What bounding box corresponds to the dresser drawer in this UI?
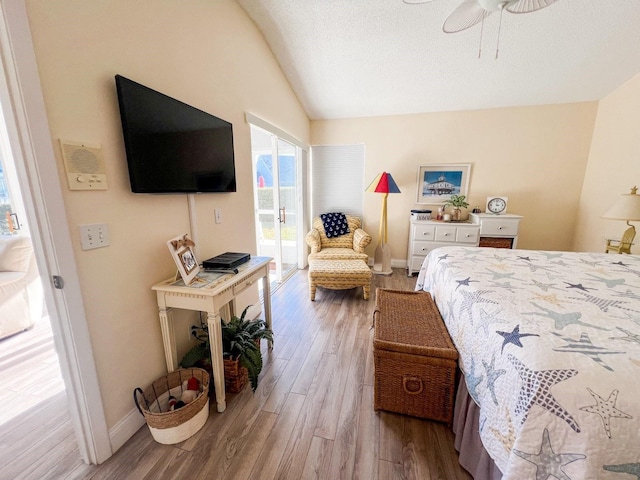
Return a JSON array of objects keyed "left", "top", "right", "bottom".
[
  {"left": 456, "top": 228, "right": 479, "bottom": 244},
  {"left": 434, "top": 226, "right": 457, "bottom": 242},
  {"left": 410, "top": 255, "right": 427, "bottom": 273},
  {"left": 412, "top": 240, "right": 438, "bottom": 256},
  {"left": 479, "top": 218, "right": 519, "bottom": 236},
  {"left": 410, "top": 242, "right": 453, "bottom": 271},
  {"left": 233, "top": 271, "right": 260, "bottom": 295},
  {"left": 413, "top": 224, "right": 435, "bottom": 241}
]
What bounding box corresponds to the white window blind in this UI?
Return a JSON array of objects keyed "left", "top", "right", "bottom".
[{"left": 310, "top": 144, "right": 365, "bottom": 219}]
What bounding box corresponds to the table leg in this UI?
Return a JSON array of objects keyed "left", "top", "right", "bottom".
[
  {"left": 262, "top": 270, "right": 273, "bottom": 348},
  {"left": 158, "top": 306, "right": 177, "bottom": 372},
  {"left": 207, "top": 310, "right": 226, "bottom": 412}
]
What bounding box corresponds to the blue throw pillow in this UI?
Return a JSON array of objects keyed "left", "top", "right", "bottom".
[{"left": 320, "top": 213, "right": 350, "bottom": 238}]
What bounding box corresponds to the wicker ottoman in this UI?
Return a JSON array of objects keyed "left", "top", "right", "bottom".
[
  {"left": 308, "top": 258, "right": 372, "bottom": 301},
  {"left": 373, "top": 288, "right": 458, "bottom": 424}
]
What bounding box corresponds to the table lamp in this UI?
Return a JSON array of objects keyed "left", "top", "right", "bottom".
[
  {"left": 366, "top": 172, "right": 401, "bottom": 275},
  {"left": 602, "top": 186, "right": 640, "bottom": 253}
]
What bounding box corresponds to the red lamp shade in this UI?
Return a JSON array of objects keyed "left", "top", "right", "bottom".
[{"left": 366, "top": 172, "right": 401, "bottom": 194}]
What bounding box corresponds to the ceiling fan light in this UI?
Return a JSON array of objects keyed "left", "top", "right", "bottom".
[{"left": 478, "top": 0, "right": 509, "bottom": 12}]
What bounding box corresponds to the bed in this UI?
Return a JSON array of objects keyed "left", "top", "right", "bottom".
[{"left": 416, "top": 246, "right": 640, "bottom": 480}]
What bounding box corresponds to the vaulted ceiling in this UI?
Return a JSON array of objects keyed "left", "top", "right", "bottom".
[{"left": 237, "top": 0, "right": 640, "bottom": 119}]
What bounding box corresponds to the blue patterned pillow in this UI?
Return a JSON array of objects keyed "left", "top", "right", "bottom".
[{"left": 320, "top": 212, "right": 350, "bottom": 238}]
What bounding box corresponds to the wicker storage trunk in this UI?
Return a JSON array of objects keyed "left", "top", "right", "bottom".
[{"left": 373, "top": 288, "right": 458, "bottom": 424}]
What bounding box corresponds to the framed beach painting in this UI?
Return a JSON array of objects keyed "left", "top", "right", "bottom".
[{"left": 415, "top": 164, "right": 471, "bottom": 204}]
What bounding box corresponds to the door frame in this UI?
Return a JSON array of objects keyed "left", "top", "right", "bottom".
[
  {"left": 0, "top": 0, "right": 111, "bottom": 464},
  {"left": 246, "top": 113, "right": 308, "bottom": 277}
]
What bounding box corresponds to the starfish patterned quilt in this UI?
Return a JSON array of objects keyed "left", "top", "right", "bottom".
[{"left": 416, "top": 247, "right": 640, "bottom": 480}]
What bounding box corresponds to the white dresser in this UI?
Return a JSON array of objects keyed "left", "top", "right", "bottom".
[
  {"left": 407, "top": 219, "right": 480, "bottom": 276},
  {"left": 469, "top": 213, "right": 523, "bottom": 249}
]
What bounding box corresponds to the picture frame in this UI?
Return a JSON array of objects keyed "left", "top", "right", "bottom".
[
  {"left": 415, "top": 163, "right": 471, "bottom": 205},
  {"left": 167, "top": 233, "right": 201, "bottom": 285}
]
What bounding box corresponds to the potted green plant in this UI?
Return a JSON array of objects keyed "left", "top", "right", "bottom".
[
  {"left": 180, "top": 305, "right": 273, "bottom": 393},
  {"left": 444, "top": 194, "right": 470, "bottom": 222}
]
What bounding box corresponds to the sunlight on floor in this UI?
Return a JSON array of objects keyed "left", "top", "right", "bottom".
[{"left": 0, "top": 315, "right": 66, "bottom": 427}]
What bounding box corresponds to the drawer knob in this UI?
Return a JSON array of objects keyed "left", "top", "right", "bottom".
[
  {"left": 421, "top": 248, "right": 426, "bottom": 251},
  {"left": 466, "top": 234, "right": 471, "bottom": 237},
  {"left": 498, "top": 226, "right": 503, "bottom": 230},
  {"left": 444, "top": 233, "right": 449, "bottom": 236}
]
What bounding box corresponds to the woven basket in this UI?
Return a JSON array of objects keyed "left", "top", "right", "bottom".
[
  {"left": 224, "top": 357, "right": 248, "bottom": 393},
  {"left": 134, "top": 368, "right": 209, "bottom": 444},
  {"left": 478, "top": 237, "right": 513, "bottom": 249},
  {"left": 373, "top": 288, "right": 458, "bottom": 424}
]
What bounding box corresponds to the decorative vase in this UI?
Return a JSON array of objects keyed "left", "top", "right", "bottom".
[
  {"left": 223, "top": 357, "right": 248, "bottom": 393},
  {"left": 452, "top": 207, "right": 461, "bottom": 222}
]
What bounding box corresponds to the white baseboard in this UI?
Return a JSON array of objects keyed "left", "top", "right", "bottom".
[
  {"left": 367, "top": 257, "right": 407, "bottom": 269},
  {"left": 390, "top": 258, "right": 407, "bottom": 269},
  {"left": 109, "top": 407, "right": 146, "bottom": 453}
]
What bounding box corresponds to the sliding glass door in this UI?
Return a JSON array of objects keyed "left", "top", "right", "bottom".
[
  {"left": 0, "top": 149, "right": 27, "bottom": 235},
  {"left": 250, "top": 125, "right": 299, "bottom": 286}
]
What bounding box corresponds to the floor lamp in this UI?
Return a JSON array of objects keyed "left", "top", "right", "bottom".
[{"left": 366, "top": 172, "right": 401, "bottom": 275}]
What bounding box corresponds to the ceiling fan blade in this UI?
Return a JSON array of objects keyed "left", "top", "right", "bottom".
[
  {"left": 505, "top": 0, "right": 560, "bottom": 14},
  {"left": 443, "top": 0, "right": 491, "bottom": 33}
]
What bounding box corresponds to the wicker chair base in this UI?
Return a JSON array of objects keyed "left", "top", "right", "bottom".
[{"left": 308, "top": 259, "right": 372, "bottom": 301}]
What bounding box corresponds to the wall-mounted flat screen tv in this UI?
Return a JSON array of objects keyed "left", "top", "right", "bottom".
[{"left": 115, "top": 75, "right": 236, "bottom": 193}]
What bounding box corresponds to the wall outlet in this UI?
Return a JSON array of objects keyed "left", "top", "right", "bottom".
[
  {"left": 79, "top": 223, "right": 110, "bottom": 250},
  {"left": 215, "top": 208, "right": 222, "bottom": 224}
]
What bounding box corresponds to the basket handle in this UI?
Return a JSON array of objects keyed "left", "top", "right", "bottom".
[
  {"left": 371, "top": 307, "right": 380, "bottom": 330},
  {"left": 133, "top": 387, "right": 146, "bottom": 415},
  {"left": 402, "top": 375, "right": 423, "bottom": 395}
]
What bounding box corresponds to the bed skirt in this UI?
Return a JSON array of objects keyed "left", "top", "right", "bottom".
[{"left": 453, "top": 377, "right": 503, "bottom": 480}]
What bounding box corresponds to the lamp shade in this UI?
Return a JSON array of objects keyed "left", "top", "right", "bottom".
[
  {"left": 366, "top": 172, "right": 401, "bottom": 194},
  {"left": 602, "top": 187, "right": 640, "bottom": 221}
]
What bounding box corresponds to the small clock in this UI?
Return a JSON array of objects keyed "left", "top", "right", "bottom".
[{"left": 486, "top": 196, "right": 508, "bottom": 215}]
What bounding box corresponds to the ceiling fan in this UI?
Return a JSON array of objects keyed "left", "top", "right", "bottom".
[
  {"left": 403, "top": 0, "right": 560, "bottom": 57},
  {"left": 403, "top": 0, "right": 560, "bottom": 33}
]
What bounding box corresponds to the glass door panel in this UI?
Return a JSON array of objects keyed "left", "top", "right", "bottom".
[
  {"left": 0, "top": 151, "right": 24, "bottom": 235},
  {"left": 276, "top": 139, "right": 297, "bottom": 281},
  {"left": 250, "top": 126, "right": 299, "bottom": 288}
]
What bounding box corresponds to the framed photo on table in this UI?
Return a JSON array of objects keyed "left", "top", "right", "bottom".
[
  {"left": 167, "top": 234, "right": 200, "bottom": 285},
  {"left": 415, "top": 163, "right": 471, "bottom": 204}
]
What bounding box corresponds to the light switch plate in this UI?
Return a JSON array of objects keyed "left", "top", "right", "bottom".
[{"left": 80, "top": 223, "right": 110, "bottom": 250}]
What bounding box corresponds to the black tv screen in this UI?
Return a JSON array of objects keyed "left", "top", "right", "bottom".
[{"left": 115, "top": 75, "right": 236, "bottom": 193}]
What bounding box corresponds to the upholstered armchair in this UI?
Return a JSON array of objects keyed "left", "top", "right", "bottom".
[
  {"left": 306, "top": 215, "right": 372, "bottom": 261},
  {"left": 0, "top": 235, "right": 42, "bottom": 339}
]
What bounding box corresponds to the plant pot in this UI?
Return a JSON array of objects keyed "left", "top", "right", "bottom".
[
  {"left": 452, "top": 207, "right": 462, "bottom": 222},
  {"left": 224, "top": 356, "right": 248, "bottom": 393}
]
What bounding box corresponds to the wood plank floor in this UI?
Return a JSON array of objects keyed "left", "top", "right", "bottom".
[{"left": 1, "top": 268, "right": 472, "bottom": 480}]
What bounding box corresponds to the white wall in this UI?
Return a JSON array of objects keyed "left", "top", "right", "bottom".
[
  {"left": 573, "top": 73, "right": 640, "bottom": 253},
  {"left": 25, "top": 0, "right": 309, "bottom": 433},
  {"left": 312, "top": 102, "right": 598, "bottom": 260}
]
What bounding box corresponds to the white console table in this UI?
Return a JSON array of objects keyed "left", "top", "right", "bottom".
[{"left": 152, "top": 256, "right": 272, "bottom": 413}]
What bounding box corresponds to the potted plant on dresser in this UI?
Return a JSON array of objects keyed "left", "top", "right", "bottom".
[
  {"left": 444, "top": 194, "right": 470, "bottom": 222},
  {"left": 180, "top": 306, "right": 273, "bottom": 393}
]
